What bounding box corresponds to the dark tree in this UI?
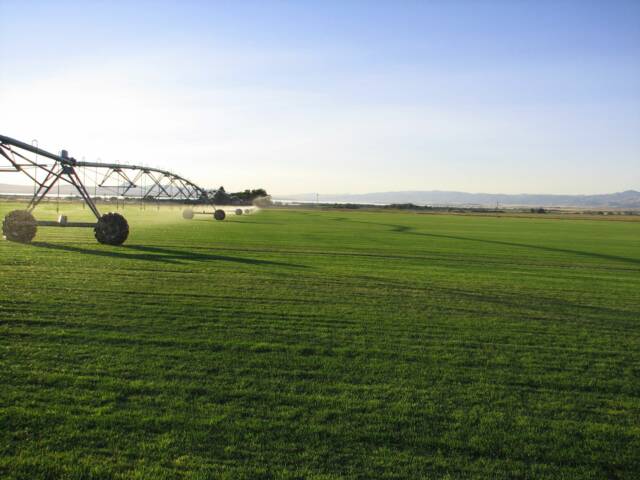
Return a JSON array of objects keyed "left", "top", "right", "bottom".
[{"left": 213, "top": 186, "right": 232, "bottom": 204}]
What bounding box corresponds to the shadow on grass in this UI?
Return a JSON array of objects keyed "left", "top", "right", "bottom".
[
  {"left": 339, "top": 218, "right": 640, "bottom": 267},
  {"left": 410, "top": 230, "right": 640, "bottom": 266},
  {"left": 233, "top": 219, "right": 283, "bottom": 225},
  {"left": 31, "top": 242, "right": 307, "bottom": 268},
  {"left": 192, "top": 218, "right": 282, "bottom": 225}
]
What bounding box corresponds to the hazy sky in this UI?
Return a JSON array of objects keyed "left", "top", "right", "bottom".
[{"left": 1, "top": 0, "right": 639, "bottom": 195}]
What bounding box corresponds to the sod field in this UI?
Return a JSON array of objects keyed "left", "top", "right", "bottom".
[{"left": 1, "top": 201, "right": 639, "bottom": 479}]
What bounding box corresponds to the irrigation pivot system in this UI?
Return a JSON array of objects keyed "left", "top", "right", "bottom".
[{"left": 0, "top": 134, "right": 218, "bottom": 245}]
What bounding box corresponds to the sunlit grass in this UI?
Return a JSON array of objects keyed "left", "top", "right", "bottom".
[{"left": 1, "top": 201, "right": 639, "bottom": 479}]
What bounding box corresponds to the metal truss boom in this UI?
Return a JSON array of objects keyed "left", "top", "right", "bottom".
[{"left": 0, "top": 134, "right": 211, "bottom": 220}]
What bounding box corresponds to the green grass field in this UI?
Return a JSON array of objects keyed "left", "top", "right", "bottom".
[{"left": 1, "top": 201, "right": 639, "bottom": 479}]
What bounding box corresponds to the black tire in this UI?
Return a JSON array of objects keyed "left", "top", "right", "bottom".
[
  {"left": 182, "top": 209, "right": 194, "bottom": 220},
  {"left": 235, "top": 209, "right": 243, "bottom": 216},
  {"left": 2, "top": 210, "right": 37, "bottom": 243},
  {"left": 214, "top": 209, "right": 226, "bottom": 221},
  {"left": 244, "top": 209, "right": 250, "bottom": 214},
  {"left": 95, "top": 212, "right": 129, "bottom": 245}
]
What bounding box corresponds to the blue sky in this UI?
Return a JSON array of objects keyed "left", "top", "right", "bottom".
[{"left": 1, "top": 0, "right": 639, "bottom": 194}]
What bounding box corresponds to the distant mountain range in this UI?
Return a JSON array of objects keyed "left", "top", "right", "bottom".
[
  {"left": 276, "top": 190, "right": 640, "bottom": 208},
  {"left": 3, "top": 183, "right": 639, "bottom": 208}
]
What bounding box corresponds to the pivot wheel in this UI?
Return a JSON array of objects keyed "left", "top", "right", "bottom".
[
  {"left": 94, "top": 212, "right": 129, "bottom": 245},
  {"left": 2, "top": 210, "right": 37, "bottom": 243},
  {"left": 182, "top": 208, "right": 194, "bottom": 220},
  {"left": 214, "top": 209, "right": 226, "bottom": 221},
  {"left": 235, "top": 209, "right": 243, "bottom": 216}
]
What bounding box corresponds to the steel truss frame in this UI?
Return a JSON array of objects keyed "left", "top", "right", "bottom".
[{"left": 0, "top": 134, "right": 210, "bottom": 221}]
